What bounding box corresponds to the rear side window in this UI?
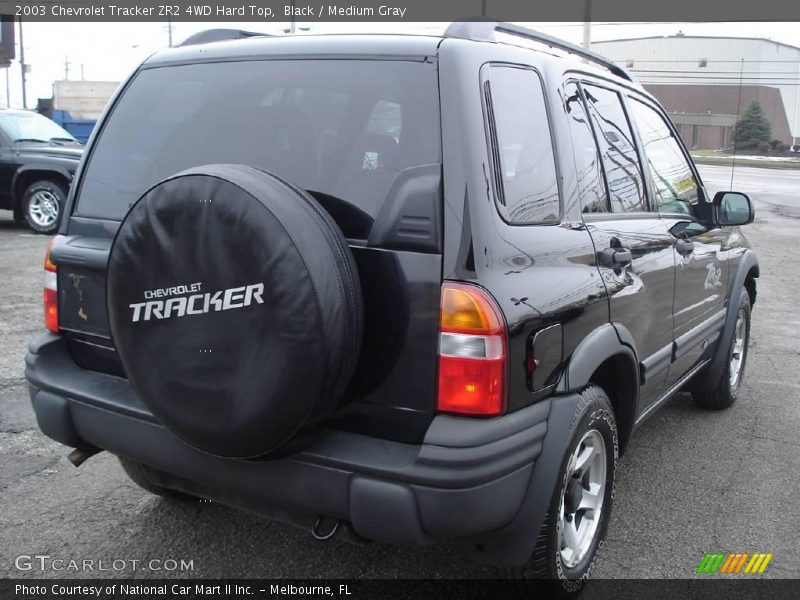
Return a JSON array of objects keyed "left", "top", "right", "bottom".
[
  {"left": 628, "top": 98, "right": 699, "bottom": 214},
  {"left": 563, "top": 82, "right": 609, "bottom": 213},
  {"left": 485, "top": 65, "right": 560, "bottom": 224},
  {"left": 75, "top": 60, "right": 441, "bottom": 226},
  {"left": 582, "top": 84, "right": 646, "bottom": 213}
]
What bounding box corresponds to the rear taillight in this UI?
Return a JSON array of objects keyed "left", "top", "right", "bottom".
[
  {"left": 44, "top": 237, "right": 60, "bottom": 333},
  {"left": 437, "top": 282, "right": 508, "bottom": 416}
]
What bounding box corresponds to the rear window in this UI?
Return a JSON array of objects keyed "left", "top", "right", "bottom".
[{"left": 75, "top": 60, "right": 441, "bottom": 226}]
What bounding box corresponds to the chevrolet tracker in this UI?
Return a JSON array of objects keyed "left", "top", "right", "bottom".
[
  {"left": 26, "top": 22, "right": 758, "bottom": 595},
  {"left": 129, "top": 283, "right": 265, "bottom": 322},
  {"left": 108, "top": 6, "right": 156, "bottom": 17}
]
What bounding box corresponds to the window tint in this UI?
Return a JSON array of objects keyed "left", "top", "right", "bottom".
[
  {"left": 487, "top": 66, "right": 559, "bottom": 224},
  {"left": 583, "top": 84, "right": 645, "bottom": 213},
  {"left": 75, "top": 60, "right": 440, "bottom": 226},
  {"left": 563, "top": 82, "right": 608, "bottom": 213},
  {"left": 628, "top": 98, "right": 699, "bottom": 215}
]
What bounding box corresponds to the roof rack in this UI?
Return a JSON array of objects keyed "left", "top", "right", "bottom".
[
  {"left": 443, "top": 21, "right": 633, "bottom": 82},
  {"left": 178, "top": 29, "right": 268, "bottom": 47}
]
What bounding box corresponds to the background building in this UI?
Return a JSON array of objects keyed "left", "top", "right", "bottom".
[
  {"left": 593, "top": 35, "right": 800, "bottom": 150},
  {"left": 46, "top": 80, "right": 119, "bottom": 120},
  {"left": 35, "top": 80, "right": 120, "bottom": 142}
]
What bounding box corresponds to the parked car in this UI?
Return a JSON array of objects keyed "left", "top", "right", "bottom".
[
  {"left": 25, "top": 23, "right": 758, "bottom": 594},
  {"left": 0, "top": 109, "right": 82, "bottom": 233}
]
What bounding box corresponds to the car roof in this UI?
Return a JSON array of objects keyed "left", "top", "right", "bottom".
[
  {"left": 144, "top": 33, "right": 444, "bottom": 66},
  {"left": 142, "top": 29, "right": 644, "bottom": 95}
]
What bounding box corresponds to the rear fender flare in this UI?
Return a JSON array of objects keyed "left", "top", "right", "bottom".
[{"left": 557, "top": 323, "right": 639, "bottom": 393}]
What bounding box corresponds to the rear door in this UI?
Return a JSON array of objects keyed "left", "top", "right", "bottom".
[
  {"left": 568, "top": 80, "right": 677, "bottom": 409},
  {"left": 625, "top": 95, "right": 728, "bottom": 384}
]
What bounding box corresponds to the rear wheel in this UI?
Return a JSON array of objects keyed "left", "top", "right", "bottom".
[
  {"left": 692, "top": 290, "right": 751, "bottom": 410},
  {"left": 118, "top": 457, "right": 195, "bottom": 501},
  {"left": 506, "top": 386, "right": 618, "bottom": 597},
  {"left": 23, "top": 179, "right": 66, "bottom": 234}
]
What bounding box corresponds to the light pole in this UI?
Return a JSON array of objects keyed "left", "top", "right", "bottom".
[
  {"left": 582, "top": 0, "right": 591, "bottom": 50},
  {"left": 18, "top": 18, "right": 26, "bottom": 109},
  {"left": 793, "top": 59, "right": 799, "bottom": 150}
]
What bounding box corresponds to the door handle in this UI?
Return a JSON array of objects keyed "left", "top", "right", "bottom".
[
  {"left": 675, "top": 238, "right": 694, "bottom": 256},
  {"left": 598, "top": 246, "right": 632, "bottom": 268}
]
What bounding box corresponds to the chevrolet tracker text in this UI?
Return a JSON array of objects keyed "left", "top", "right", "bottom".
[{"left": 129, "top": 283, "right": 264, "bottom": 322}]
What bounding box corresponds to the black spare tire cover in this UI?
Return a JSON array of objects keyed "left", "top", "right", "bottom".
[{"left": 107, "top": 164, "right": 363, "bottom": 458}]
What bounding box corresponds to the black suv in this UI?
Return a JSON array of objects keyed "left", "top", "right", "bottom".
[
  {"left": 0, "top": 109, "right": 82, "bottom": 233},
  {"left": 26, "top": 23, "right": 758, "bottom": 592}
]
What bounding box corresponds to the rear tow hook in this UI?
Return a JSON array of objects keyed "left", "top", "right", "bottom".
[
  {"left": 67, "top": 446, "right": 103, "bottom": 467},
  {"left": 312, "top": 516, "right": 341, "bottom": 541}
]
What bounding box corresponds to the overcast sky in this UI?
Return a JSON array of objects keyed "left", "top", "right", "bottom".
[{"left": 6, "top": 21, "right": 800, "bottom": 108}]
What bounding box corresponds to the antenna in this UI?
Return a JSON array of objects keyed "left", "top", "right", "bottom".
[{"left": 730, "top": 58, "right": 744, "bottom": 190}]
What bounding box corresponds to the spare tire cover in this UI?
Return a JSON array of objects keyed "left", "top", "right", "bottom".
[{"left": 107, "top": 164, "right": 363, "bottom": 458}]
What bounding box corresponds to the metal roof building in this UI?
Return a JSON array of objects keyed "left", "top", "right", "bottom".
[{"left": 593, "top": 35, "right": 800, "bottom": 149}]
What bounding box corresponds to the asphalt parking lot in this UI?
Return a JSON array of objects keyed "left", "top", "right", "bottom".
[{"left": 0, "top": 164, "right": 798, "bottom": 580}]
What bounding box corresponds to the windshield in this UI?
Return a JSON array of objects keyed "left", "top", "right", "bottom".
[
  {"left": 75, "top": 59, "right": 441, "bottom": 227},
  {"left": 0, "top": 112, "right": 77, "bottom": 143}
]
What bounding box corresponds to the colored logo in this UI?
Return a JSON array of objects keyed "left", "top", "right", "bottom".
[{"left": 696, "top": 552, "right": 773, "bottom": 574}]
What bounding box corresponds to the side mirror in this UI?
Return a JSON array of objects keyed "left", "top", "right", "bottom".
[{"left": 714, "top": 191, "right": 754, "bottom": 226}]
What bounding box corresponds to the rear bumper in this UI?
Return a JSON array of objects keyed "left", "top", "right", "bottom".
[{"left": 26, "top": 333, "right": 556, "bottom": 548}]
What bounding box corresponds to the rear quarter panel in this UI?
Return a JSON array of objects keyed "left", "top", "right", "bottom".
[{"left": 439, "top": 40, "right": 611, "bottom": 411}]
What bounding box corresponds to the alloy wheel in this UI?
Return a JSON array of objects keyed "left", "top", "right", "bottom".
[
  {"left": 729, "top": 307, "right": 748, "bottom": 390},
  {"left": 28, "top": 190, "right": 60, "bottom": 228},
  {"left": 558, "top": 429, "right": 607, "bottom": 569}
]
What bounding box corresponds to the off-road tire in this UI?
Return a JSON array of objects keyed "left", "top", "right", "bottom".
[
  {"left": 505, "top": 385, "right": 618, "bottom": 597},
  {"left": 692, "top": 290, "right": 751, "bottom": 410},
  {"left": 22, "top": 179, "right": 67, "bottom": 235},
  {"left": 106, "top": 164, "right": 364, "bottom": 458}
]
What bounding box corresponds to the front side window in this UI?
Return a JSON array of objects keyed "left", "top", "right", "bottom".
[
  {"left": 583, "top": 84, "right": 645, "bottom": 213},
  {"left": 628, "top": 98, "right": 699, "bottom": 215},
  {"left": 486, "top": 65, "right": 560, "bottom": 224}
]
